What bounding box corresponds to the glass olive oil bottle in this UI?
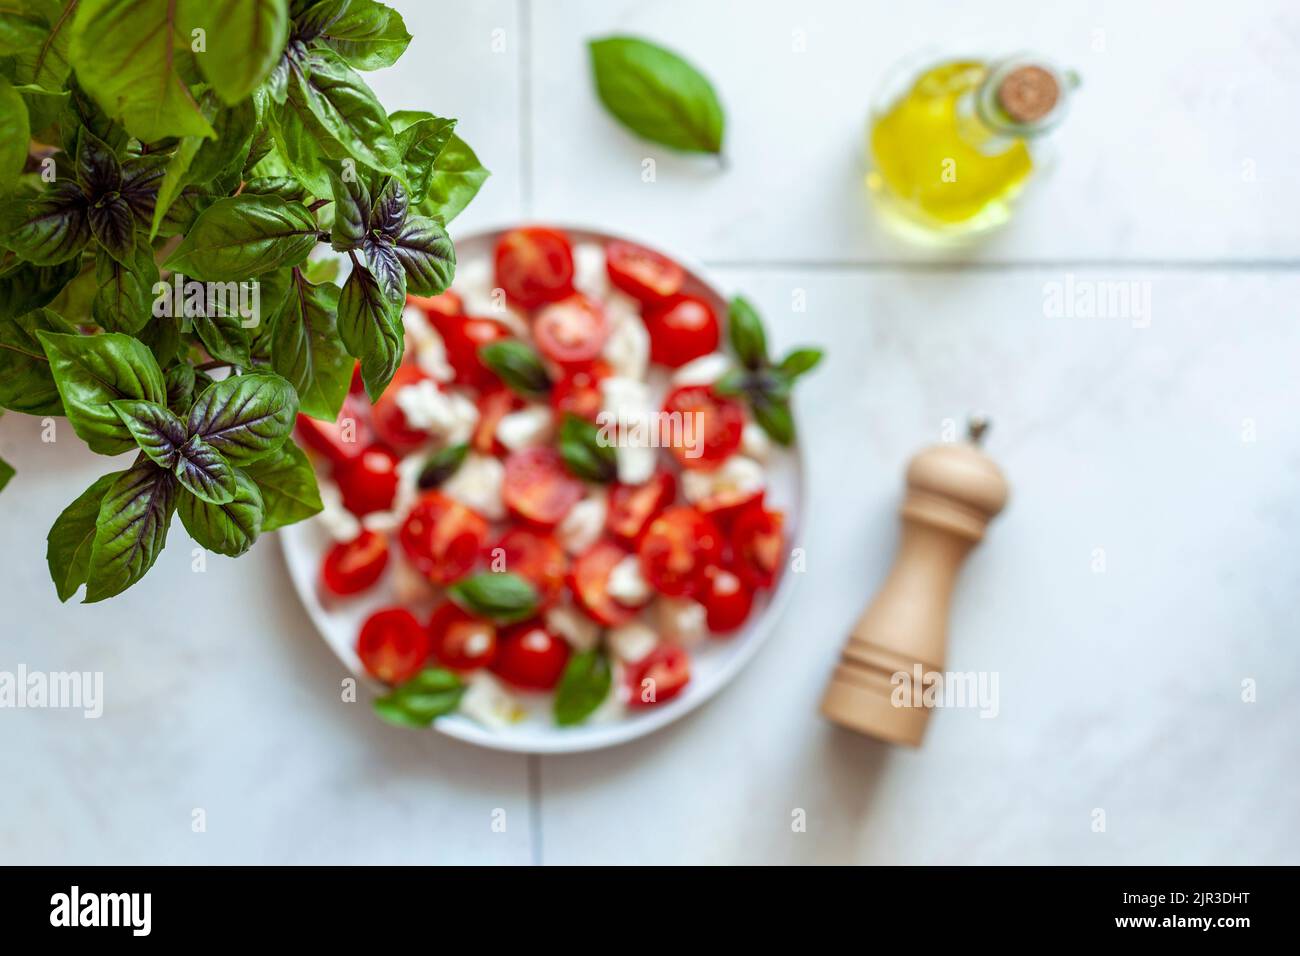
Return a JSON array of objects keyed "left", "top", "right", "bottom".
[{"left": 866, "top": 54, "right": 1078, "bottom": 243}]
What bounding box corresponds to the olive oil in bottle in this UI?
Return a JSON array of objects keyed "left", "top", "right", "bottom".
[{"left": 866, "top": 55, "right": 1077, "bottom": 243}]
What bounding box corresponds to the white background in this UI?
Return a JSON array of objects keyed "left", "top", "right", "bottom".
[{"left": 2, "top": 0, "right": 1298, "bottom": 864}]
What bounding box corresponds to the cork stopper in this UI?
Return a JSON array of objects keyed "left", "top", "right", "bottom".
[{"left": 997, "top": 65, "right": 1060, "bottom": 123}]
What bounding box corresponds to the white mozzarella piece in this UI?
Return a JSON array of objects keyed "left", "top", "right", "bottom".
[
  {"left": 401, "top": 307, "right": 455, "bottom": 383},
  {"left": 545, "top": 604, "right": 601, "bottom": 652},
  {"left": 557, "top": 490, "right": 607, "bottom": 556},
  {"left": 441, "top": 452, "right": 506, "bottom": 521},
  {"left": 394, "top": 380, "right": 478, "bottom": 444},
  {"left": 608, "top": 555, "right": 652, "bottom": 607},
  {"left": 657, "top": 597, "right": 709, "bottom": 647},
  {"left": 599, "top": 376, "right": 658, "bottom": 484},
  {"left": 450, "top": 257, "right": 493, "bottom": 302},
  {"left": 671, "top": 352, "right": 732, "bottom": 387},
  {"left": 316, "top": 479, "right": 361, "bottom": 542},
  {"left": 573, "top": 242, "right": 610, "bottom": 299},
  {"left": 606, "top": 620, "right": 658, "bottom": 664},
  {"left": 459, "top": 672, "right": 523, "bottom": 729},
  {"left": 681, "top": 455, "right": 766, "bottom": 505},
  {"left": 741, "top": 421, "right": 771, "bottom": 461},
  {"left": 361, "top": 455, "right": 422, "bottom": 533},
  {"left": 496, "top": 405, "right": 554, "bottom": 452},
  {"left": 616, "top": 444, "right": 657, "bottom": 485},
  {"left": 601, "top": 293, "right": 649, "bottom": 380}
]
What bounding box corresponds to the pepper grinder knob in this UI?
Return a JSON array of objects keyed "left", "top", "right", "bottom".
[{"left": 819, "top": 416, "right": 1009, "bottom": 746}]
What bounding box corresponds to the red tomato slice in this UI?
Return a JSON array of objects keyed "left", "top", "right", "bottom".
[
  {"left": 370, "top": 364, "right": 432, "bottom": 454},
  {"left": 731, "top": 505, "right": 785, "bottom": 589},
  {"left": 473, "top": 388, "right": 524, "bottom": 457},
  {"left": 550, "top": 360, "right": 610, "bottom": 424},
  {"left": 626, "top": 645, "right": 690, "bottom": 708},
  {"left": 533, "top": 293, "right": 609, "bottom": 369},
  {"left": 349, "top": 361, "right": 365, "bottom": 394},
  {"left": 502, "top": 447, "right": 584, "bottom": 528},
  {"left": 335, "top": 444, "right": 400, "bottom": 517},
  {"left": 441, "top": 316, "right": 511, "bottom": 390},
  {"left": 321, "top": 529, "right": 390, "bottom": 596},
  {"left": 644, "top": 295, "right": 720, "bottom": 368},
  {"left": 494, "top": 227, "right": 575, "bottom": 309},
  {"left": 699, "top": 565, "right": 755, "bottom": 633},
  {"left": 295, "top": 393, "right": 372, "bottom": 466},
  {"left": 569, "top": 540, "right": 638, "bottom": 626},
  {"left": 357, "top": 608, "right": 430, "bottom": 685},
  {"left": 407, "top": 290, "right": 462, "bottom": 321},
  {"left": 606, "top": 470, "right": 677, "bottom": 545},
  {"left": 398, "top": 491, "right": 490, "bottom": 585},
  {"left": 491, "top": 621, "right": 571, "bottom": 690},
  {"left": 637, "top": 506, "right": 724, "bottom": 598},
  {"left": 489, "top": 527, "right": 568, "bottom": 608},
  {"left": 428, "top": 602, "right": 497, "bottom": 671},
  {"left": 660, "top": 384, "right": 744, "bottom": 471},
  {"left": 605, "top": 240, "right": 685, "bottom": 304}
]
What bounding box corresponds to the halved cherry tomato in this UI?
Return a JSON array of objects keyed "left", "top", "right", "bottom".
[
  {"left": 489, "top": 527, "right": 568, "bottom": 608},
  {"left": 357, "top": 607, "right": 430, "bottom": 685},
  {"left": 660, "top": 384, "right": 744, "bottom": 470},
  {"left": 533, "top": 293, "right": 609, "bottom": 369},
  {"left": 408, "top": 290, "right": 462, "bottom": 321},
  {"left": 570, "top": 540, "right": 638, "bottom": 626},
  {"left": 473, "top": 388, "right": 523, "bottom": 457},
  {"left": 491, "top": 621, "right": 571, "bottom": 690},
  {"left": 502, "top": 447, "right": 584, "bottom": 527},
  {"left": 637, "top": 506, "right": 723, "bottom": 597},
  {"left": 644, "top": 295, "right": 719, "bottom": 368},
  {"left": 605, "top": 240, "right": 685, "bottom": 304},
  {"left": 443, "top": 316, "right": 511, "bottom": 390},
  {"left": 607, "top": 470, "right": 677, "bottom": 545},
  {"left": 349, "top": 362, "right": 365, "bottom": 394},
  {"left": 296, "top": 393, "right": 372, "bottom": 466},
  {"left": 399, "top": 491, "right": 490, "bottom": 585},
  {"left": 699, "top": 565, "right": 754, "bottom": 632},
  {"left": 371, "top": 364, "right": 432, "bottom": 454},
  {"left": 322, "top": 530, "right": 390, "bottom": 596},
  {"left": 335, "top": 444, "right": 400, "bottom": 516},
  {"left": 731, "top": 505, "right": 785, "bottom": 589},
  {"left": 695, "top": 479, "right": 764, "bottom": 527},
  {"left": 494, "top": 227, "right": 574, "bottom": 309},
  {"left": 626, "top": 645, "right": 690, "bottom": 707},
  {"left": 550, "top": 360, "right": 610, "bottom": 423},
  {"left": 428, "top": 602, "right": 497, "bottom": 671}
]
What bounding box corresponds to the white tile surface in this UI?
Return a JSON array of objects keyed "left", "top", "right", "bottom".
[{"left": 3, "top": 0, "right": 1299, "bottom": 865}]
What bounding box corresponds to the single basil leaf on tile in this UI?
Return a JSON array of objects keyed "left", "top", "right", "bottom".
[
  {"left": 554, "top": 650, "right": 613, "bottom": 726},
  {"left": 177, "top": 466, "right": 264, "bottom": 556},
  {"left": 244, "top": 440, "right": 322, "bottom": 531},
  {"left": 270, "top": 270, "right": 350, "bottom": 421},
  {"left": 83, "top": 457, "right": 178, "bottom": 603},
  {"left": 588, "top": 36, "right": 725, "bottom": 154},
  {"left": 36, "top": 329, "right": 167, "bottom": 454},
  {"left": 187, "top": 371, "right": 299, "bottom": 465},
  {"left": 109, "top": 398, "right": 188, "bottom": 469},
  {"left": 46, "top": 469, "right": 123, "bottom": 603},
  {"left": 0, "top": 307, "right": 75, "bottom": 416},
  {"left": 164, "top": 194, "right": 319, "bottom": 281},
  {"left": 337, "top": 261, "right": 402, "bottom": 401}
]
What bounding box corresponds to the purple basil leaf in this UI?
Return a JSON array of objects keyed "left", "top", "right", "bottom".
[
  {"left": 76, "top": 128, "right": 122, "bottom": 196},
  {"left": 84, "top": 457, "right": 178, "bottom": 603},
  {"left": 109, "top": 399, "right": 187, "bottom": 469},
  {"left": 173, "top": 434, "right": 237, "bottom": 505},
  {"left": 186, "top": 372, "right": 299, "bottom": 465}
]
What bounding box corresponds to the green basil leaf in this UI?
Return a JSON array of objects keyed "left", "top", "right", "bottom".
[
  {"left": 8, "top": 181, "right": 90, "bottom": 264},
  {"left": 243, "top": 439, "right": 321, "bottom": 531},
  {"left": 84, "top": 456, "right": 178, "bottom": 603},
  {"left": 554, "top": 649, "right": 613, "bottom": 726},
  {"left": 242, "top": 176, "right": 308, "bottom": 203},
  {"left": 0, "top": 258, "right": 81, "bottom": 321},
  {"left": 559, "top": 412, "right": 618, "bottom": 483},
  {"left": 777, "top": 347, "right": 823, "bottom": 380},
  {"left": 0, "top": 452, "right": 13, "bottom": 492},
  {"left": 303, "top": 255, "right": 340, "bottom": 284},
  {"left": 362, "top": 235, "right": 404, "bottom": 303},
  {"left": 149, "top": 93, "right": 226, "bottom": 238},
  {"left": 712, "top": 367, "right": 747, "bottom": 399},
  {"left": 177, "top": 465, "right": 264, "bottom": 556},
  {"left": 447, "top": 571, "right": 539, "bottom": 625},
  {"left": 6, "top": 1, "right": 75, "bottom": 90},
  {"left": 391, "top": 111, "right": 455, "bottom": 205},
  {"left": 164, "top": 362, "right": 196, "bottom": 412},
  {"left": 109, "top": 398, "right": 188, "bottom": 468},
  {"left": 76, "top": 127, "right": 122, "bottom": 196},
  {"left": 152, "top": 186, "right": 214, "bottom": 238},
  {"left": 91, "top": 245, "right": 157, "bottom": 333},
  {"left": 69, "top": 0, "right": 215, "bottom": 142},
  {"left": 187, "top": 370, "right": 299, "bottom": 464},
  {"left": 165, "top": 194, "right": 319, "bottom": 281},
  {"left": 46, "top": 470, "right": 122, "bottom": 603},
  {"left": 190, "top": 98, "right": 258, "bottom": 184},
  {"left": 416, "top": 133, "right": 486, "bottom": 225},
  {"left": 369, "top": 174, "right": 406, "bottom": 234},
  {"left": 37, "top": 329, "right": 167, "bottom": 454},
  {"left": 192, "top": 307, "right": 253, "bottom": 367},
  {"left": 588, "top": 35, "right": 725, "bottom": 154},
  {"left": 392, "top": 214, "right": 454, "bottom": 295},
  {"left": 284, "top": 46, "right": 401, "bottom": 178},
  {"left": 327, "top": 162, "right": 370, "bottom": 250},
  {"left": 0, "top": 307, "right": 74, "bottom": 415},
  {"left": 135, "top": 309, "right": 183, "bottom": 368},
  {"left": 727, "top": 296, "right": 768, "bottom": 369},
  {"left": 181, "top": 0, "right": 290, "bottom": 104},
  {"left": 337, "top": 260, "right": 401, "bottom": 401},
  {"left": 172, "top": 432, "right": 237, "bottom": 504},
  {"left": 373, "top": 667, "right": 464, "bottom": 728},
  {"left": 265, "top": 88, "right": 331, "bottom": 198},
  {"left": 0, "top": 79, "right": 29, "bottom": 190},
  {"left": 119, "top": 152, "right": 168, "bottom": 229},
  {"left": 301, "top": 0, "right": 410, "bottom": 72},
  {"left": 270, "top": 269, "right": 350, "bottom": 420},
  {"left": 416, "top": 441, "right": 467, "bottom": 490},
  {"left": 87, "top": 196, "right": 135, "bottom": 265},
  {"left": 15, "top": 83, "right": 70, "bottom": 138},
  {"left": 479, "top": 339, "right": 550, "bottom": 400},
  {"left": 750, "top": 392, "right": 795, "bottom": 446}
]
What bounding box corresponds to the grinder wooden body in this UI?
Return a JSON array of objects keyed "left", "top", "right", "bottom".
[{"left": 820, "top": 426, "right": 1008, "bottom": 745}]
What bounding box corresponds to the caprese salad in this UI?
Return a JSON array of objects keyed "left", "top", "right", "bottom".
[{"left": 296, "top": 227, "right": 821, "bottom": 730}]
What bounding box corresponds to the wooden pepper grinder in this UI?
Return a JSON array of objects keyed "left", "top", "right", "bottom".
[{"left": 820, "top": 416, "right": 1009, "bottom": 746}]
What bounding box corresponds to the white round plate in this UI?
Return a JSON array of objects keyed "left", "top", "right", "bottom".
[{"left": 280, "top": 224, "right": 805, "bottom": 754}]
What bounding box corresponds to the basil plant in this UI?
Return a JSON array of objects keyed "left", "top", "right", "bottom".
[{"left": 0, "top": 0, "right": 487, "bottom": 602}]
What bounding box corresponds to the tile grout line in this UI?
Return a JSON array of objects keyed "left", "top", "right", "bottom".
[
  {"left": 527, "top": 755, "right": 543, "bottom": 866},
  {"left": 700, "top": 258, "right": 1300, "bottom": 273}
]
